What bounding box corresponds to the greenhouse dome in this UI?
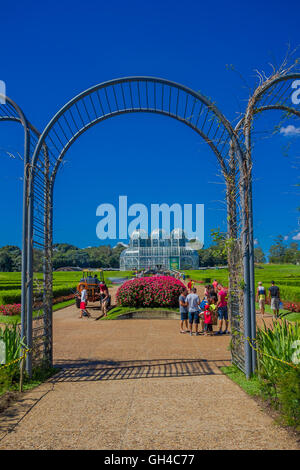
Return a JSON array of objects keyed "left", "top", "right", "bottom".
[{"left": 119, "top": 228, "right": 199, "bottom": 271}]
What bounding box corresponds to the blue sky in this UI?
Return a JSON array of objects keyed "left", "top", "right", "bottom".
[{"left": 0, "top": 0, "right": 299, "bottom": 256}]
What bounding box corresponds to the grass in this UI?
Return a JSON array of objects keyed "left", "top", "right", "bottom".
[
  {"left": 221, "top": 365, "right": 261, "bottom": 396},
  {"left": 283, "top": 312, "right": 300, "bottom": 322},
  {"left": 0, "top": 365, "right": 58, "bottom": 398}
]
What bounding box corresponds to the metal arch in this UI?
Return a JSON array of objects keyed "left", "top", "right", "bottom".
[
  {"left": 31, "top": 76, "right": 236, "bottom": 159},
  {"left": 49, "top": 108, "right": 229, "bottom": 188},
  {"left": 31, "top": 76, "right": 243, "bottom": 173},
  {"left": 25, "top": 76, "right": 247, "bottom": 374},
  {"left": 0, "top": 103, "right": 51, "bottom": 375},
  {"left": 0, "top": 94, "right": 32, "bottom": 366},
  {"left": 248, "top": 73, "right": 300, "bottom": 108},
  {"left": 0, "top": 115, "right": 41, "bottom": 137},
  {"left": 240, "top": 72, "right": 300, "bottom": 375}
]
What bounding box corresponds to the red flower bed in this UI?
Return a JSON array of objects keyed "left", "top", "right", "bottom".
[
  {"left": 116, "top": 276, "right": 185, "bottom": 308},
  {"left": 0, "top": 304, "right": 21, "bottom": 316},
  {"left": 284, "top": 302, "right": 300, "bottom": 313}
]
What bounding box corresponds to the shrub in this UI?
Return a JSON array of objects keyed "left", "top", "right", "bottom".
[
  {"left": 0, "top": 322, "right": 25, "bottom": 380},
  {"left": 276, "top": 369, "right": 300, "bottom": 428},
  {"left": 116, "top": 276, "right": 185, "bottom": 308},
  {"left": 256, "top": 319, "right": 300, "bottom": 428}
]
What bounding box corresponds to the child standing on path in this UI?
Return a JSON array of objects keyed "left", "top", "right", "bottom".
[
  {"left": 203, "top": 304, "right": 213, "bottom": 335},
  {"left": 79, "top": 287, "right": 90, "bottom": 318}
]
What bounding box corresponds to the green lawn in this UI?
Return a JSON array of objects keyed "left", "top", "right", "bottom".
[{"left": 0, "top": 270, "right": 134, "bottom": 306}]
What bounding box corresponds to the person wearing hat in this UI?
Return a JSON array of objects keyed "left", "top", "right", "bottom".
[{"left": 256, "top": 281, "right": 266, "bottom": 316}]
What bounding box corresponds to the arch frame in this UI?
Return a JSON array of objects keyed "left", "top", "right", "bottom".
[{"left": 2, "top": 77, "right": 253, "bottom": 376}]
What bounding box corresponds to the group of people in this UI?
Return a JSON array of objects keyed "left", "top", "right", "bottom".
[
  {"left": 179, "top": 279, "right": 229, "bottom": 336},
  {"left": 256, "top": 280, "right": 282, "bottom": 317}
]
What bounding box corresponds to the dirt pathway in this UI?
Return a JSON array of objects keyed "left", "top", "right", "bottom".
[{"left": 0, "top": 298, "right": 298, "bottom": 449}]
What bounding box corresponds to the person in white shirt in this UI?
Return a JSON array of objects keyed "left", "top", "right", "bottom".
[
  {"left": 79, "top": 287, "right": 90, "bottom": 318},
  {"left": 186, "top": 287, "right": 201, "bottom": 336}
]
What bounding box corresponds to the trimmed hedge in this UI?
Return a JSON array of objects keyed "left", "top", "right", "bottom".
[{"left": 0, "top": 284, "right": 77, "bottom": 305}]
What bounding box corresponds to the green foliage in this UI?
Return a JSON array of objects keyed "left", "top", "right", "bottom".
[
  {"left": 0, "top": 323, "right": 26, "bottom": 392},
  {"left": 256, "top": 320, "right": 300, "bottom": 383},
  {"left": 254, "top": 246, "right": 266, "bottom": 263},
  {"left": 0, "top": 243, "right": 128, "bottom": 272},
  {"left": 0, "top": 322, "right": 25, "bottom": 367},
  {"left": 276, "top": 369, "right": 300, "bottom": 428},
  {"left": 255, "top": 320, "right": 300, "bottom": 427},
  {"left": 269, "top": 236, "right": 300, "bottom": 264},
  {"left": 52, "top": 243, "right": 127, "bottom": 270},
  {"left": 0, "top": 246, "right": 21, "bottom": 272},
  {"left": 197, "top": 229, "right": 228, "bottom": 267}
]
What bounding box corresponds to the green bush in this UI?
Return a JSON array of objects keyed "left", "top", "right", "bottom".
[
  {"left": 277, "top": 285, "right": 300, "bottom": 302},
  {"left": 276, "top": 369, "right": 300, "bottom": 428},
  {"left": 0, "top": 289, "right": 21, "bottom": 305},
  {"left": 256, "top": 319, "right": 300, "bottom": 428}
]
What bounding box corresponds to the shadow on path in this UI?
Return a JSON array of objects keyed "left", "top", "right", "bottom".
[{"left": 52, "top": 358, "right": 230, "bottom": 383}]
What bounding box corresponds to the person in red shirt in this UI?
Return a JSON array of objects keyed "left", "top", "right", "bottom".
[
  {"left": 212, "top": 279, "right": 218, "bottom": 291},
  {"left": 203, "top": 304, "right": 213, "bottom": 336},
  {"left": 216, "top": 285, "right": 229, "bottom": 335}
]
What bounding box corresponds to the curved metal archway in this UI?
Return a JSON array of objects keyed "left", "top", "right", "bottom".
[
  {"left": 231, "top": 72, "right": 300, "bottom": 373},
  {"left": 0, "top": 94, "right": 41, "bottom": 366},
  {"left": 25, "top": 76, "right": 249, "bottom": 375}
]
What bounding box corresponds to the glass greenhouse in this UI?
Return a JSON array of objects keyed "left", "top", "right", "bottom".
[{"left": 120, "top": 228, "right": 199, "bottom": 271}]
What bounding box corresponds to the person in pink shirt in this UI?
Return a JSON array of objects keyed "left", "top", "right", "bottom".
[{"left": 216, "top": 285, "right": 229, "bottom": 335}]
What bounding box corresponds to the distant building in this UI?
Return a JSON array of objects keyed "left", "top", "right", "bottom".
[{"left": 120, "top": 228, "right": 199, "bottom": 271}]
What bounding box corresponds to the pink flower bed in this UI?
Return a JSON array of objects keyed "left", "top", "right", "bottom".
[
  {"left": 0, "top": 303, "right": 21, "bottom": 316},
  {"left": 116, "top": 276, "right": 185, "bottom": 308}
]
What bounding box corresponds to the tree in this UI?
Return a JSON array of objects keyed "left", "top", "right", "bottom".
[
  {"left": 284, "top": 242, "right": 300, "bottom": 264},
  {"left": 0, "top": 252, "right": 12, "bottom": 271},
  {"left": 254, "top": 246, "right": 265, "bottom": 263},
  {"left": 269, "top": 235, "right": 287, "bottom": 263}
]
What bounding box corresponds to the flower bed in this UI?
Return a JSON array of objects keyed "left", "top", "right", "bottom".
[
  {"left": 0, "top": 304, "right": 21, "bottom": 316},
  {"left": 0, "top": 294, "right": 75, "bottom": 317},
  {"left": 116, "top": 276, "right": 185, "bottom": 308}
]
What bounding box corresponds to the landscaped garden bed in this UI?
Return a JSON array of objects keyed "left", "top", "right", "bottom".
[{"left": 116, "top": 275, "right": 185, "bottom": 308}]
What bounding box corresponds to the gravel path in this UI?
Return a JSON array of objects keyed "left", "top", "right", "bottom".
[{"left": 0, "top": 285, "right": 298, "bottom": 450}]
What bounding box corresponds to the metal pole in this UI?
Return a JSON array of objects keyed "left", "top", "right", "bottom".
[
  {"left": 21, "top": 129, "right": 30, "bottom": 348},
  {"left": 43, "top": 147, "right": 51, "bottom": 366},
  {"left": 26, "top": 167, "right": 34, "bottom": 377},
  {"left": 241, "top": 158, "right": 252, "bottom": 379},
  {"left": 245, "top": 125, "right": 257, "bottom": 374},
  {"left": 48, "top": 183, "right": 54, "bottom": 367},
  {"left": 248, "top": 183, "right": 256, "bottom": 373}
]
